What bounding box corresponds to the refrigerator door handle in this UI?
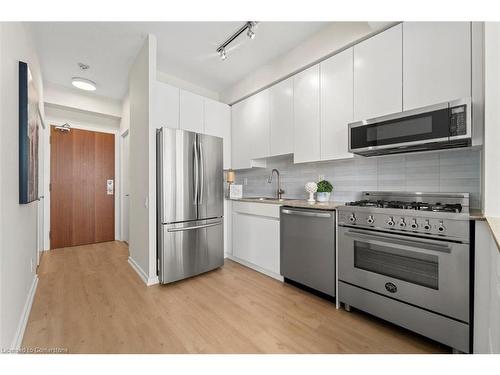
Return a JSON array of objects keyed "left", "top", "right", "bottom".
[
  {"left": 193, "top": 139, "right": 199, "bottom": 205},
  {"left": 198, "top": 138, "right": 204, "bottom": 205},
  {"left": 166, "top": 220, "right": 222, "bottom": 233}
]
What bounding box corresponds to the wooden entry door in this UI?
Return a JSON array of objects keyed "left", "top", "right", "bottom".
[{"left": 50, "top": 126, "right": 115, "bottom": 249}]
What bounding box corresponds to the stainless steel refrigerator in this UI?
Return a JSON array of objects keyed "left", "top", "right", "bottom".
[{"left": 156, "top": 128, "right": 224, "bottom": 284}]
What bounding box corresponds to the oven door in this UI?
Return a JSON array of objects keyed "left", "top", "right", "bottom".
[{"left": 338, "top": 227, "right": 469, "bottom": 323}]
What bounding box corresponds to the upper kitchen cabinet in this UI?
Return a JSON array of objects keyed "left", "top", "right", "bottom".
[
  {"left": 180, "top": 89, "right": 204, "bottom": 133},
  {"left": 231, "top": 90, "right": 269, "bottom": 169},
  {"left": 293, "top": 64, "right": 320, "bottom": 163},
  {"left": 152, "top": 81, "right": 179, "bottom": 129},
  {"left": 403, "top": 22, "right": 471, "bottom": 110},
  {"left": 353, "top": 24, "right": 403, "bottom": 121},
  {"left": 204, "top": 98, "right": 231, "bottom": 169},
  {"left": 320, "top": 48, "right": 354, "bottom": 161},
  {"left": 269, "top": 77, "right": 294, "bottom": 156}
]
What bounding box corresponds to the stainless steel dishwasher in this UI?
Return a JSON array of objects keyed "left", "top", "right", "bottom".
[{"left": 280, "top": 206, "right": 335, "bottom": 297}]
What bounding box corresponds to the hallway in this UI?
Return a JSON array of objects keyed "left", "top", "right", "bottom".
[{"left": 22, "top": 241, "right": 448, "bottom": 354}]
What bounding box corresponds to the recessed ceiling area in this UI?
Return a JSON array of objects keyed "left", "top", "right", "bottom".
[{"left": 26, "top": 22, "right": 331, "bottom": 100}]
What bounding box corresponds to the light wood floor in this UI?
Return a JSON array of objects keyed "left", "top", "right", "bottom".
[{"left": 23, "top": 241, "right": 449, "bottom": 354}]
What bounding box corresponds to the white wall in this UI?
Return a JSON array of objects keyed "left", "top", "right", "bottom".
[
  {"left": 485, "top": 22, "right": 500, "bottom": 217},
  {"left": 44, "top": 82, "right": 122, "bottom": 118},
  {"left": 0, "top": 22, "right": 44, "bottom": 350},
  {"left": 128, "top": 34, "right": 158, "bottom": 285},
  {"left": 157, "top": 70, "right": 219, "bottom": 101},
  {"left": 220, "top": 22, "right": 395, "bottom": 104}
]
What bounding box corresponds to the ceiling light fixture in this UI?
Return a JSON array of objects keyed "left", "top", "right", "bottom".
[
  {"left": 216, "top": 21, "right": 258, "bottom": 61},
  {"left": 71, "top": 77, "right": 97, "bottom": 91}
]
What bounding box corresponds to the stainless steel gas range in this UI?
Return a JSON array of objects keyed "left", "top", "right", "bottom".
[{"left": 337, "top": 192, "right": 472, "bottom": 353}]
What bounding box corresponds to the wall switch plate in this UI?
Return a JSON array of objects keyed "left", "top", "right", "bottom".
[
  {"left": 30, "top": 258, "right": 33, "bottom": 273},
  {"left": 318, "top": 175, "right": 325, "bottom": 182}
]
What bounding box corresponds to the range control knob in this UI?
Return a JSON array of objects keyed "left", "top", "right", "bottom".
[
  {"left": 367, "top": 215, "right": 374, "bottom": 224},
  {"left": 438, "top": 221, "right": 446, "bottom": 233},
  {"left": 349, "top": 214, "right": 356, "bottom": 223},
  {"left": 410, "top": 219, "right": 418, "bottom": 230},
  {"left": 387, "top": 217, "right": 395, "bottom": 227},
  {"left": 398, "top": 219, "right": 406, "bottom": 228},
  {"left": 423, "top": 220, "right": 431, "bottom": 231}
]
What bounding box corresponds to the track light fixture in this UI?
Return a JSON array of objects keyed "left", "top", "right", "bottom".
[{"left": 216, "top": 21, "right": 258, "bottom": 61}]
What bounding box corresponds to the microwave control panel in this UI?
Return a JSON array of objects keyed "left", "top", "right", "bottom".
[{"left": 449, "top": 105, "right": 467, "bottom": 136}]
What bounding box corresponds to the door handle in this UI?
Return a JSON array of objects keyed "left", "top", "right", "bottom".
[
  {"left": 193, "top": 141, "right": 199, "bottom": 205},
  {"left": 282, "top": 209, "right": 332, "bottom": 218},
  {"left": 344, "top": 230, "right": 451, "bottom": 253},
  {"left": 166, "top": 220, "right": 222, "bottom": 232},
  {"left": 198, "top": 138, "right": 204, "bottom": 205}
]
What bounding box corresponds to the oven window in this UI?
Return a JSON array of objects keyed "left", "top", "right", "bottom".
[{"left": 354, "top": 241, "right": 439, "bottom": 289}]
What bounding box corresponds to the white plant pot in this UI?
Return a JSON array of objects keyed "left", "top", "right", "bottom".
[{"left": 316, "top": 192, "right": 331, "bottom": 202}]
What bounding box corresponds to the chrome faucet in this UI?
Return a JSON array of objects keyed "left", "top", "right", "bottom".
[{"left": 268, "top": 169, "right": 285, "bottom": 200}]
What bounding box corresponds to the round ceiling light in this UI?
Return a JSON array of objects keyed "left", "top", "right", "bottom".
[{"left": 71, "top": 77, "right": 96, "bottom": 91}]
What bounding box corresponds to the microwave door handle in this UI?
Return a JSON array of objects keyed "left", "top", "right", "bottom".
[{"left": 344, "top": 230, "right": 452, "bottom": 254}]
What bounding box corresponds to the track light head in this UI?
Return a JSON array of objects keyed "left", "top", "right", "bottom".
[
  {"left": 247, "top": 26, "right": 255, "bottom": 39},
  {"left": 219, "top": 48, "right": 227, "bottom": 61}
]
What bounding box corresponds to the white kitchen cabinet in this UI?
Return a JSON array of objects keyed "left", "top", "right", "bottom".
[
  {"left": 269, "top": 77, "right": 294, "bottom": 156},
  {"left": 180, "top": 89, "right": 204, "bottom": 133},
  {"left": 232, "top": 201, "right": 280, "bottom": 277},
  {"left": 474, "top": 220, "right": 500, "bottom": 353},
  {"left": 293, "top": 64, "right": 321, "bottom": 163},
  {"left": 152, "top": 81, "right": 179, "bottom": 129},
  {"left": 204, "top": 98, "right": 231, "bottom": 169},
  {"left": 231, "top": 90, "right": 269, "bottom": 169},
  {"left": 403, "top": 22, "right": 471, "bottom": 110},
  {"left": 353, "top": 24, "right": 403, "bottom": 121},
  {"left": 320, "top": 48, "right": 354, "bottom": 161}
]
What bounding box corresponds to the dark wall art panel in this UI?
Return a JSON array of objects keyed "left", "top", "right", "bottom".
[{"left": 19, "top": 61, "right": 41, "bottom": 204}]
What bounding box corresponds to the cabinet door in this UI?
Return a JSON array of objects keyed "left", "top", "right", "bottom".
[
  {"left": 231, "top": 91, "right": 269, "bottom": 169},
  {"left": 231, "top": 99, "right": 251, "bottom": 170},
  {"left": 246, "top": 89, "right": 270, "bottom": 159},
  {"left": 152, "top": 81, "right": 179, "bottom": 129},
  {"left": 232, "top": 212, "right": 280, "bottom": 275},
  {"left": 320, "top": 48, "right": 354, "bottom": 161},
  {"left": 293, "top": 64, "right": 321, "bottom": 163},
  {"left": 354, "top": 24, "right": 402, "bottom": 121},
  {"left": 269, "top": 77, "right": 293, "bottom": 156},
  {"left": 180, "top": 90, "right": 204, "bottom": 133},
  {"left": 403, "top": 22, "right": 471, "bottom": 110},
  {"left": 204, "top": 98, "right": 231, "bottom": 169}
]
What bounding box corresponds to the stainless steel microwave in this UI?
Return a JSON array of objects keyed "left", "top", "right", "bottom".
[{"left": 348, "top": 98, "right": 471, "bottom": 156}]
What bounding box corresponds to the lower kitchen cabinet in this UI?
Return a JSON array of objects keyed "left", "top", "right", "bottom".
[
  {"left": 474, "top": 220, "right": 500, "bottom": 354},
  {"left": 231, "top": 201, "right": 280, "bottom": 277}
]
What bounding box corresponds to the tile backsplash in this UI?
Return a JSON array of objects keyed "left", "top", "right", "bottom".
[{"left": 234, "top": 148, "right": 482, "bottom": 208}]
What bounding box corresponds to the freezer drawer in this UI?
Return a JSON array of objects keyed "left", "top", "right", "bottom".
[
  {"left": 280, "top": 207, "right": 336, "bottom": 296},
  {"left": 159, "top": 218, "right": 223, "bottom": 284}
]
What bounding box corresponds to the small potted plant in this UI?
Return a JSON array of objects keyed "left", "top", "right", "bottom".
[{"left": 316, "top": 180, "right": 333, "bottom": 202}]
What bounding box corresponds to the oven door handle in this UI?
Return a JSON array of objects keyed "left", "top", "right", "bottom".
[{"left": 344, "top": 230, "right": 452, "bottom": 253}]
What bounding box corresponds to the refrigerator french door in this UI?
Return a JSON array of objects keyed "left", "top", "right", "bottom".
[{"left": 156, "top": 128, "right": 224, "bottom": 284}]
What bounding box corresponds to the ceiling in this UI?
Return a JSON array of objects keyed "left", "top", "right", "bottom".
[{"left": 27, "top": 22, "right": 330, "bottom": 100}]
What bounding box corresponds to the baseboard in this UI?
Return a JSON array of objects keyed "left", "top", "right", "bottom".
[
  {"left": 127, "top": 257, "right": 159, "bottom": 286},
  {"left": 11, "top": 275, "right": 38, "bottom": 350},
  {"left": 226, "top": 255, "right": 283, "bottom": 282}
]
